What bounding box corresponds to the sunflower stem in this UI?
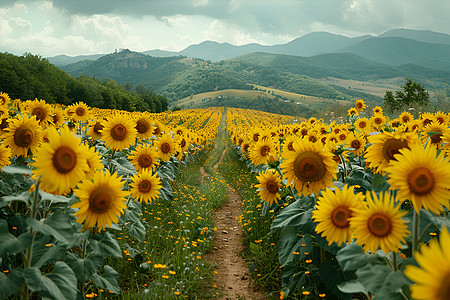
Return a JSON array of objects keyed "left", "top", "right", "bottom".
[
  {"left": 418, "top": 222, "right": 432, "bottom": 242},
  {"left": 392, "top": 252, "right": 398, "bottom": 271},
  {"left": 339, "top": 154, "right": 347, "bottom": 182},
  {"left": 81, "top": 238, "right": 88, "bottom": 297},
  {"left": 109, "top": 149, "right": 116, "bottom": 172},
  {"left": 412, "top": 210, "right": 420, "bottom": 253}
]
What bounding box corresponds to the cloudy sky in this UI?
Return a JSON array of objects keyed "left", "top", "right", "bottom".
[{"left": 1, "top": 0, "right": 449, "bottom": 57}]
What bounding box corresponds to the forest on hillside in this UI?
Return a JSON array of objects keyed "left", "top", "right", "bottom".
[{"left": 0, "top": 52, "right": 169, "bottom": 112}]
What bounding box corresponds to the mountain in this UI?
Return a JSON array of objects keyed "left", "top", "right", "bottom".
[
  {"left": 379, "top": 28, "right": 450, "bottom": 45},
  {"left": 337, "top": 37, "right": 450, "bottom": 70},
  {"left": 141, "top": 49, "right": 179, "bottom": 57},
  {"left": 46, "top": 54, "right": 105, "bottom": 66}
]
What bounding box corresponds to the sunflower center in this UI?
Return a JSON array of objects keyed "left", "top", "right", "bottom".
[
  {"left": 437, "top": 271, "right": 450, "bottom": 300},
  {"left": 430, "top": 133, "right": 442, "bottom": 144},
  {"left": 138, "top": 180, "right": 152, "bottom": 193},
  {"left": 293, "top": 151, "right": 326, "bottom": 183},
  {"left": 423, "top": 119, "right": 432, "bottom": 127},
  {"left": 260, "top": 145, "right": 270, "bottom": 157},
  {"left": 52, "top": 146, "right": 77, "bottom": 174},
  {"left": 331, "top": 206, "right": 352, "bottom": 228},
  {"left": 243, "top": 144, "right": 250, "bottom": 152},
  {"left": 238, "top": 138, "right": 243, "bottom": 145},
  {"left": 367, "top": 213, "right": 392, "bottom": 237},
  {"left": 14, "top": 126, "right": 34, "bottom": 147},
  {"left": 93, "top": 122, "right": 104, "bottom": 134},
  {"left": 89, "top": 186, "right": 113, "bottom": 214},
  {"left": 356, "top": 102, "right": 363, "bottom": 109},
  {"left": 266, "top": 181, "right": 279, "bottom": 194},
  {"left": 180, "top": 139, "right": 186, "bottom": 148},
  {"left": 176, "top": 129, "right": 183, "bottom": 135},
  {"left": 301, "top": 128, "right": 308, "bottom": 136},
  {"left": 0, "top": 118, "right": 8, "bottom": 130},
  {"left": 75, "top": 107, "right": 85, "bottom": 116},
  {"left": 374, "top": 117, "right": 383, "bottom": 125},
  {"left": 358, "top": 121, "right": 367, "bottom": 128},
  {"left": 402, "top": 116, "right": 410, "bottom": 123},
  {"left": 437, "top": 117, "right": 445, "bottom": 124},
  {"left": 153, "top": 126, "right": 161, "bottom": 135},
  {"left": 111, "top": 124, "right": 127, "bottom": 141},
  {"left": 408, "top": 167, "right": 435, "bottom": 196},
  {"left": 339, "top": 134, "right": 346, "bottom": 141},
  {"left": 32, "top": 107, "right": 45, "bottom": 121},
  {"left": 382, "top": 138, "right": 409, "bottom": 162},
  {"left": 161, "top": 143, "right": 171, "bottom": 154},
  {"left": 138, "top": 154, "right": 152, "bottom": 168},
  {"left": 136, "top": 119, "right": 150, "bottom": 133},
  {"left": 253, "top": 133, "right": 259, "bottom": 142},
  {"left": 351, "top": 140, "right": 361, "bottom": 149},
  {"left": 52, "top": 114, "right": 59, "bottom": 124}
]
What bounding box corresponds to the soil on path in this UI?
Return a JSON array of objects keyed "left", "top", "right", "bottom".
[{"left": 203, "top": 148, "right": 265, "bottom": 299}]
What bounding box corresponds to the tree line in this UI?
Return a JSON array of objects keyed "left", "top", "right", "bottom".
[{"left": 0, "top": 52, "right": 168, "bottom": 112}]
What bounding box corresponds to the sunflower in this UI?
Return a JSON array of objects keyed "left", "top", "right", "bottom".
[
  {"left": 0, "top": 143, "right": 11, "bottom": 169},
  {"left": 176, "top": 134, "right": 190, "bottom": 153},
  {"left": 130, "top": 169, "right": 162, "bottom": 204},
  {"left": 408, "top": 119, "right": 423, "bottom": 132},
  {"left": 87, "top": 118, "right": 104, "bottom": 140},
  {"left": 72, "top": 170, "right": 128, "bottom": 229},
  {"left": 80, "top": 143, "right": 104, "bottom": 179},
  {"left": 100, "top": 114, "right": 137, "bottom": 150},
  {"left": 255, "top": 169, "right": 282, "bottom": 205},
  {"left": 0, "top": 92, "right": 10, "bottom": 107},
  {"left": 347, "top": 132, "right": 367, "bottom": 156},
  {"left": 155, "top": 133, "right": 178, "bottom": 162},
  {"left": 280, "top": 139, "right": 337, "bottom": 196},
  {"left": 282, "top": 135, "right": 298, "bottom": 156},
  {"left": 135, "top": 117, "right": 153, "bottom": 139},
  {"left": 32, "top": 126, "right": 89, "bottom": 195},
  {"left": 420, "top": 112, "right": 434, "bottom": 128},
  {"left": 50, "top": 107, "right": 66, "bottom": 128},
  {"left": 69, "top": 102, "right": 90, "bottom": 123},
  {"left": 433, "top": 111, "right": 449, "bottom": 126},
  {"left": 350, "top": 191, "right": 409, "bottom": 254},
  {"left": 250, "top": 137, "right": 277, "bottom": 166},
  {"left": 313, "top": 185, "right": 365, "bottom": 246},
  {"left": 354, "top": 117, "right": 370, "bottom": 133},
  {"left": 0, "top": 115, "right": 9, "bottom": 136},
  {"left": 373, "top": 106, "right": 383, "bottom": 115},
  {"left": 2, "top": 114, "right": 43, "bottom": 157},
  {"left": 364, "top": 130, "right": 418, "bottom": 174},
  {"left": 385, "top": 143, "right": 450, "bottom": 214},
  {"left": 370, "top": 114, "right": 388, "bottom": 129},
  {"left": 421, "top": 121, "right": 446, "bottom": 149},
  {"left": 152, "top": 120, "right": 166, "bottom": 137},
  {"left": 399, "top": 111, "right": 414, "bottom": 124},
  {"left": 348, "top": 107, "right": 358, "bottom": 116},
  {"left": 27, "top": 99, "right": 52, "bottom": 126},
  {"left": 355, "top": 99, "right": 366, "bottom": 112},
  {"left": 404, "top": 226, "right": 450, "bottom": 300},
  {"left": 250, "top": 127, "right": 261, "bottom": 143}
]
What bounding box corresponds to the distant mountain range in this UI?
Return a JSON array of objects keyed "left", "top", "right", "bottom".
[{"left": 48, "top": 28, "right": 450, "bottom": 70}]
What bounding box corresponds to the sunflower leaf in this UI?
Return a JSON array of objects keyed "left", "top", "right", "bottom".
[
  {"left": 0, "top": 219, "right": 33, "bottom": 258},
  {"left": 27, "top": 211, "right": 75, "bottom": 245},
  {"left": 64, "top": 252, "right": 104, "bottom": 283},
  {"left": 1, "top": 164, "right": 32, "bottom": 175},
  {"left": 0, "top": 269, "right": 25, "bottom": 299},
  {"left": 91, "top": 265, "right": 120, "bottom": 294}
]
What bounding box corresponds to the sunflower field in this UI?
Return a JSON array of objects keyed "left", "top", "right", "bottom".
[{"left": 0, "top": 89, "right": 449, "bottom": 300}]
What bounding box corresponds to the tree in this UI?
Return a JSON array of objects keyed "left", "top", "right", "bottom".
[{"left": 383, "top": 79, "right": 429, "bottom": 112}]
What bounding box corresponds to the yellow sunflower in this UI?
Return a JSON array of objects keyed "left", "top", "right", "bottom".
[
  {"left": 250, "top": 137, "right": 277, "bottom": 166},
  {"left": 152, "top": 120, "right": 166, "bottom": 137},
  {"left": 350, "top": 191, "right": 409, "bottom": 254},
  {"left": 355, "top": 99, "right": 366, "bottom": 112},
  {"left": 130, "top": 169, "right": 162, "bottom": 204},
  {"left": 255, "top": 169, "right": 282, "bottom": 205},
  {"left": 176, "top": 134, "right": 190, "bottom": 153},
  {"left": 27, "top": 99, "right": 53, "bottom": 126},
  {"left": 399, "top": 111, "right": 414, "bottom": 124},
  {"left": 72, "top": 170, "right": 128, "bottom": 229},
  {"left": 280, "top": 139, "right": 337, "bottom": 196},
  {"left": 80, "top": 143, "right": 104, "bottom": 179},
  {"left": 0, "top": 92, "right": 11, "bottom": 107},
  {"left": 373, "top": 106, "right": 383, "bottom": 115},
  {"left": 370, "top": 114, "right": 388, "bottom": 129},
  {"left": 155, "top": 133, "right": 178, "bottom": 162},
  {"left": 282, "top": 135, "right": 298, "bottom": 156},
  {"left": 385, "top": 143, "right": 450, "bottom": 214},
  {"left": 100, "top": 114, "right": 137, "bottom": 150},
  {"left": 32, "top": 126, "right": 89, "bottom": 195},
  {"left": 313, "top": 185, "right": 365, "bottom": 246},
  {"left": 50, "top": 107, "right": 66, "bottom": 128},
  {"left": 87, "top": 118, "right": 104, "bottom": 140},
  {"left": 129, "top": 143, "right": 159, "bottom": 172},
  {"left": 421, "top": 121, "right": 446, "bottom": 149},
  {"left": 347, "top": 132, "right": 367, "bottom": 156},
  {"left": 404, "top": 226, "right": 450, "bottom": 300},
  {"left": 348, "top": 107, "right": 358, "bottom": 116},
  {"left": 433, "top": 111, "right": 449, "bottom": 126},
  {"left": 2, "top": 114, "right": 43, "bottom": 157},
  {"left": 0, "top": 143, "right": 11, "bottom": 169},
  {"left": 354, "top": 117, "right": 370, "bottom": 133},
  {"left": 364, "top": 130, "right": 418, "bottom": 174},
  {"left": 135, "top": 117, "right": 153, "bottom": 139},
  {"left": 73, "top": 102, "right": 91, "bottom": 123}
]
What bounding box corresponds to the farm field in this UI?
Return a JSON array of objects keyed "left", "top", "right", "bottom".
[{"left": 0, "top": 91, "right": 450, "bottom": 300}]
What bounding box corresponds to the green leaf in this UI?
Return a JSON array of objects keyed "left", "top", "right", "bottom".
[
  {"left": 338, "top": 279, "right": 368, "bottom": 295},
  {"left": 125, "top": 219, "right": 146, "bottom": 241},
  {"left": 91, "top": 231, "right": 122, "bottom": 258},
  {"left": 278, "top": 227, "right": 312, "bottom": 267},
  {"left": 270, "top": 199, "right": 314, "bottom": 232},
  {"left": 336, "top": 243, "right": 381, "bottom": 271},
  {"left": 24, "top": 261, "right": 77, "bottom": 300},
  {"left": 372, "top": 173, "right": 390, "bottom": 193},
  {"left": 110, "top": 157, "right": 137, "bottom": 176},
  {"left": 1, "top": 164, "right": 32, "bottom": 175},
  {"left": 27, "top": 211, "right": 75, "bottom": 245},
  {"left": 38, "top": 190, "right": 73, "bottom": 205},
  {"left": 65, "top": 253, "right": 104, "bottom": 282},
  {"left": 31, "top": 242, "right": 67, "bottom": 268},
  {"left": 0, "top": 220, "right": 33, "bottom": 258},
  {"left": 0, "top": 269, "right": 25, "bottom": 299},
  {"left": 91, "top": 265, "right": 120, "bottom": 294},
  {"left": 319, "top": 261, "right": 354, "bottom": 300},
  {"left": 0, "top": 190, "right": 31, "bottom": 207}
]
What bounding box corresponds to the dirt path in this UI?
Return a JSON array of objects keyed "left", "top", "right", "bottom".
[{"left": 203, "top": 146, "right": 265, "bottom": 299}]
